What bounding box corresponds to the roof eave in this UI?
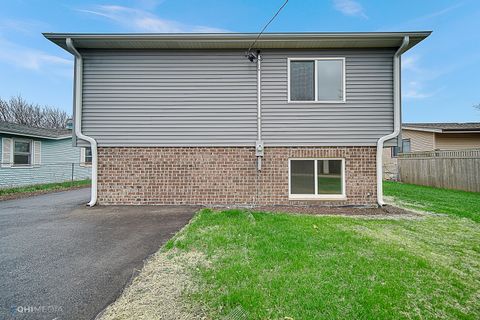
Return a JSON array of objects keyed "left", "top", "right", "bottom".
[
  {"left": 442, "top": 130, "right": 480, "bottom": 133},
  {"left": 43, "top": 31, "right": 432, "bottom": 52},
  {"left": 402, "top": 127, "right": 443, "bottom": 133},
  {"left": 0, "top": 130, "right": 72, "bottom": 140}
]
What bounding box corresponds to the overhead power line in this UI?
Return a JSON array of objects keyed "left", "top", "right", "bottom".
[{"left": 247, "top": 0, "right": 289, "bottom": 53}]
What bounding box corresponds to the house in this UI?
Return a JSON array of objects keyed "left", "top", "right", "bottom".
[
  {"left": 383, "top": 122, "right": 480, "bottom": 179},
  {"left": 401, "top": 122, "right": 480, "bottom": 151},
  {"left": 44, "top": 32, "right": 430, "bottom": 206},
  {"left": 0, "top": 121, "right": 91, "bottom": 188}
]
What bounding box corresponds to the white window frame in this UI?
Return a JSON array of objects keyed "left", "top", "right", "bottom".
[
  {"left": 80, "top": 147, "right": 92, "bottom": 167},
  {"left": 287, "top": 57, "right": 346, "bottom": 104},
  {"left": 12, "top": 138, "right": 33, "bottom": 167},
  {"left": 288, "top": 158, "right": 346, "bottom": 200},
  {"left": 401, "top": 138, "right": 411, "bottom": 153}
]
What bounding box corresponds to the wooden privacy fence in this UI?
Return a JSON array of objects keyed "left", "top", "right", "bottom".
[{"left": 398, "top": 149, "right": 480, "bottom": 192}]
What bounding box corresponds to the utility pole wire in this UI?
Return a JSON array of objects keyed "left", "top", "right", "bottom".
[{"left": 247, "top": 0, "right": 289, "bottom": 53}]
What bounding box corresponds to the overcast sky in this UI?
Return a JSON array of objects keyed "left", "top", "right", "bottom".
[{"left": 1, "top": 0, "right": 479, "bottom": 122}]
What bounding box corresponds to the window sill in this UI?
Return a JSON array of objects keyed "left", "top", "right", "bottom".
[
  {"left": 289, "top": 195, "right": 347, "bottom": 201},
  {"left": 287, "top": 100, "right": 346, "bottom": 104},
  {"left": 10, "top": 165, "right": 34, "bottom": 169}
]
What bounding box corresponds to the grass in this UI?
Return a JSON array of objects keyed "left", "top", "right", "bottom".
[
  {"left": 384, "top": 181, "right": 480, "bottom": 222},
  {"left": 101, "top": 183, "right": 480, "bottom": 319},
  {"left": 164, "top": 209, "right": 480, "bottom": 320},
  {"left": 0, "top": 179, "right": 91, "bottom": 197}
]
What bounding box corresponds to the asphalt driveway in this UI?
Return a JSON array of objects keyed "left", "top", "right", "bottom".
[{"left": 0, "top": 188, "right": 199, "bottom": 320}]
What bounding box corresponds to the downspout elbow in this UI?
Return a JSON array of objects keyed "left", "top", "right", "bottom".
[
  {"left": 66, "top": 38, "right": 98, "bottom": 207},
  {"left": 376, "top": 36, "right": 409, "bottom": 206}
]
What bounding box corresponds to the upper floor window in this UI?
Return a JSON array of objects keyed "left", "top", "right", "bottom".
[{"left": 288, "top": 58, "right": 345, "bottom": 103}]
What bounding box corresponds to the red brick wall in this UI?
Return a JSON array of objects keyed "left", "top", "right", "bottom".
[{"left": 97, "top": 147, "right": 377, "bottom": 206}]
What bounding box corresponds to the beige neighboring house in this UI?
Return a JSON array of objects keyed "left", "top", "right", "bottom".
[{"left": 383, "top": 122, "right": 480, "bottom": 179}]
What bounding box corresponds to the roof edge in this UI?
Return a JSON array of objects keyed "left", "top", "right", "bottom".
[
  {"left": 0, "top": 130, "right": 72, "bottom": 140},
  {"left": 43, "top": 31, "right": 432, "bottom": 52},
  {"left": 43, "top": 31, "right": 432, "bottom": 39}
]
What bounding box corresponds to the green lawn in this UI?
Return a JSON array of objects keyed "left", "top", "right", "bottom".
[
  {"left": 0, "top": 179, "right": 91, "bottom": 197},
  {"left": 101, "top": 183, "right": 480, "bottom": 319},
  {"left": 384, "top": 181, "right": 480, "bottom": 222},
  {"left": 166, "top": 208, "right": 480, "bottom": 319}
]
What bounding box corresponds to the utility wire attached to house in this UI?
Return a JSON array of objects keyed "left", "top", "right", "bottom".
[{"left": 246, "top": 0, "right": 289, "bottom": 61}]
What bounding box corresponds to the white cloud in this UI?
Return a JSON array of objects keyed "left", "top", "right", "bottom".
[
  {"left": 403, "top": 76, "right": 441, "bottom": 100},
  {"left": 409, "top": 2, "right": 464, "bottom": 24},
  {"left": 402, "top": 56, "right": 418, "bottom": 71},
  {"left": 402, "top": 55, "right": 437, "bottom": 99},
  {"left": 333, "top": 0, "right": 367, "bottom": 19},
  {"left": 76, "top": 5, "right": 228, "bottom": 33},
  {"left": 404, "top": 87, "right": 434, "bottom": 99},
  {"left": 0, "top": 19, "right": 48, "bottom": 35},
  {"left": 0, "top": 37, "right": 71, "bottom": 71},
  {"left": 134, "top": 0, "right": 164, "bottom": 10}
]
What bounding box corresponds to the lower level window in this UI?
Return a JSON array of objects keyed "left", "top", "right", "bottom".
[
  {"left": 289, "top": 158, "right": 345, "bottom": 199},
  {"left": 13, "top": 139, "right": 32, "bottom": 166},
  {"left": 85, "top": 147, "right": 92, "bottom": 164}
]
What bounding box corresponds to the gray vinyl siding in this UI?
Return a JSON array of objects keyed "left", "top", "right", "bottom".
[
  {"left": 81, "top": 50, "right": 257, "bottom": 146},
  {"left": 0, "top": 135, "right": 91, "bottom": 188},
  {"left": 80, "top": 48, "right": 395, "bottom": 147},
  {"left": 262, "top": 49, "right": 394, "bottom": 146}
]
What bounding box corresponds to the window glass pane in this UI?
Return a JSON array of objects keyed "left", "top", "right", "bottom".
[
  {"left": 290, "top": 160, "right": 315, "bottom": 194},
  {"left": 402, "top": 139, "right": 411, "bottom": 153},
  {"left": 14, "top": 154, "right": 30, "bottom": 165},
  {"left": 317, "top": 59, "right": 344, "bottom": 101},
  {"left": 391, "top": 146, "right": 398, "bottom": 157},
  {"left": 290, "top": 61, "right": 315, "bottom": 101},
  {"left": 317, "top": 160, "right": 342, "bottom": 194},
  {"left": 85, "top": 147, "right": 92, "bottom": 163},
  {"left": 15, "top": 141, "right": 30, "bottom": 153}
]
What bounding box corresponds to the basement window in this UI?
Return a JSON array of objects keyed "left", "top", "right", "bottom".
[
  {"left": 288, "top": 58, "right": 346, "bottom": 103},
  {"left": 289, "top": 159, "right": 345, "bottom": 199}
]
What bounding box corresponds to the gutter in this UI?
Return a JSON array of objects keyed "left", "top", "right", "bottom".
[
  {"left": 376, "top": 36, "right": 410, "bottom": 206},
  {"left": 66, "top": 38, "right": 98, "bottom": 207}
]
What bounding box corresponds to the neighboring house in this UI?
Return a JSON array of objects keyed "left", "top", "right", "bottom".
[
  {"left": 383, "top": 122, "right": 480, "bottom": 179},
  {"left": 0, "top": 121, "right": 91, "bottom": 188},
  {"left": 45, "top": 32, "right": 430, "bottom": 206},
  {"left": 401, "top": 123, "right": 480, "bottom": 151}
]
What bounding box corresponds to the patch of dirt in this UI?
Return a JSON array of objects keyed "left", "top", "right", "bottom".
[
  {"left": 252, "top": 204, "right": 421, "bottom": 218},
  {"left": 98, "top": 249, "right": 207, "bottom": 320},
  {"left": 0, "top": 185, "right": 90, "bottom": 202}
]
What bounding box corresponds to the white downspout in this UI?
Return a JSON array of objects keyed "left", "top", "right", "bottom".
[
  {"left": 66, "top": 38, "right": 98, "bottom": 207},
  {"left": 376, "top": 36, "right": 409, "bottom": 206},
  {"left": 255, "top": 51, "right": 264, "bottom": 170}
]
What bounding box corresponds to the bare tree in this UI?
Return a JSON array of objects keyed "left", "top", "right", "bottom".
[{"left": 0, "top": 95, "right": 70, "bottom": 129}]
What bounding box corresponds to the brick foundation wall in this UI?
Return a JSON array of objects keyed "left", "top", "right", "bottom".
[{"left": 97, "top": 147, "right": 377, "bottom": 206}]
